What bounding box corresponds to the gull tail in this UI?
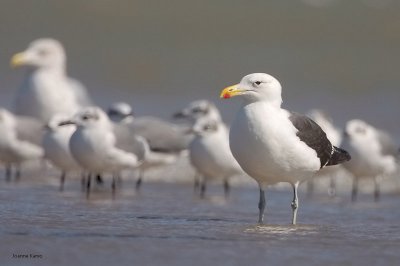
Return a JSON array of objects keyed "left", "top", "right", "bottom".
[{"left": 327, "top": 146, "right": 351, "bottom": 166}]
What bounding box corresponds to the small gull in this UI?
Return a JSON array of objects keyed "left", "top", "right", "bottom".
[
  {"left": 11, "top": 38, "right": 91, "bottom": 123},
  {"left": 220, "top": 73, "right": 351, "bottom": 224},
  {"left": 0, "top": 108, "right": 44, "bottom": 180},
  {"left": 42, "top": 114, "right": 82, "bottom": 191},
  {"left": 188, "top": 117, "right": 243, "bottom": 198},
  {"left": 342, "top": 119, "right": 399, "bottom": 201},
  {"left": 68, "top": 107, "right": 144, "bottom": 198},
  {"left": 174, "top": 100, "right": 242, "bottom": 197}
]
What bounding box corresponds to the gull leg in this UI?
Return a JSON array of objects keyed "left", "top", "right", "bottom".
[
  {"left": 291, "top": 182, "right": 300, "bottom": 225},
  {"left": 374, "top": 177, "right": 380, "bottom": 202},
  {"left": 86, "top": 174, "right": 91, "bottom": 200},
  {"left": 351, "top": 177, "right": 358, "bottom": 202},
  {"left": 5, "top": 164, "right": 11, "bottom": 181},
  {"left": 136, "top": 169, "right": 143, "bottom": 191},
  {"left": 223, "top": 179, "right": 230, "bottom": 198},
  {"left": 59, "top": 171, "right": 66, "bottom": 192},
  {"left": 81, "top": 173, "right": 86, "bottom": 192},
  {"left": 15, "top": 164, "right": 21, "bottom": 181},
  {"left": 258, "top": 187, "right": 266, "bottom": 224},
  {"left": 96, "top": 174, "right": 103, "bottom": 185},
  {"left": 200, "top": 180, "right": 206, "bottom": 199},
  {"left": 194, "top": 173, "right": 200, "bottom": 192},
  {"left": 111, "top": 175, "right": 116, "bottom": 199},
  {"left": 328, "top": 176, "right": 336, "bottom": 197}
]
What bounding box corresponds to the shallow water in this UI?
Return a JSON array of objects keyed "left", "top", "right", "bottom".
[{"left": 0, "top": 174, "right": 399, "bottom": 266}]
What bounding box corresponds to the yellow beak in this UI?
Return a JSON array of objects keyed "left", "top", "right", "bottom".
[
  {"left": 220, "top": 84, "right": 244, "bottom": 99},
  {"left": 10, "top": 52, "right": 25, "bottom": 68}
]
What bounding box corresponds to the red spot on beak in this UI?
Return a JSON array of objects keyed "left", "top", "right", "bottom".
[{"left": 223, "top": 93, "right": 231, "bottom": 99}]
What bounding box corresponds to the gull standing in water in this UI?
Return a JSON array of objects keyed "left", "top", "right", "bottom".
[
  {"left": 174, "top": 100, "right": 242, "bottom": 197},
  {"left": 11, "top": 38, "right": 91, "bottom": 123},
  {"left": 68, "top": 107, "right": 144, "bottom": 198},
  {"left": 342, "top": 119, "right": 398, "bottom": 202},
  {"left": 188, "top": 117, "right": 243, "bottom": 198},
  {"left": 0, "top": 109, "right": 44, "bottom": 180},
  {"left": 42, "top": 114, "right": 82, "bottom": 191},
  {"left": 220, "top": 73, "right": 351, "bottom": 224}
]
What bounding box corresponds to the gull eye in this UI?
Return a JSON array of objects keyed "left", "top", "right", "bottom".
[
  {"left": 37, "top": 49, "right": 49, "bottom": 57},
  {"left": 253, "top": 81, "right": 262, "bottom": 87},
  {"left": 82, "top": 115, "right": 89, "bottom": 120},
  {"left": 355, "top": 127, "right": 366, "bottom": 135},
  {"left": 192, "top": 108, "right": 202, "bottom": 113}
]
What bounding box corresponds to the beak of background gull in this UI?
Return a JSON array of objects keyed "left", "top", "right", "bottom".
[
  {"left": 58, "top": 120, "right": 76, "bottom": 126},
  {"left": 10, "top": 52, "right": 27, "bottom": 68},
  {"left": 220, "top": 84, "right": 243, "bottom": 99}
]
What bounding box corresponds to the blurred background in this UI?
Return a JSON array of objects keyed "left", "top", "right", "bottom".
[{"left": 0, "top": 0, "right": 399, "bottom": 138}]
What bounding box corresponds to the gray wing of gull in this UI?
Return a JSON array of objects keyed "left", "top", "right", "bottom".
[
  {"left": 127, "top": 116, "right": 192, "bottom": 152},
  {"left": 376, "top": 130, "right": 399, "bottom": 156}
]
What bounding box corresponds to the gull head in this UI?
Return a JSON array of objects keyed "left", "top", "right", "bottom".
[
  {"left": 190, "top": 118, "right": 220, "bottom": 136},
  {"left": 220, "top": 73, "right": 282, "bottom": 106},
  {"left": 11, "top": 38, "right": 66, "bottom": 70},
  {"left": 73, "top": 107, "right": 112, "bottom": 130},
  {"left": 173, "top": 100, "right": 221, "bottom": 122},
  {"left": 107, "top": 102, "right": 134, "bottom": 123},
  {"left": 344, "top": 119, "right": 378, "bottom": 144},
  {"left": 0, "top": 108, "right": 17, "bottom": 130}
]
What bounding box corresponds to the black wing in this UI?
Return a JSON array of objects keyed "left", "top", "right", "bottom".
[{"left": 289, "top": 112, "right": 333, "bottom": 168}]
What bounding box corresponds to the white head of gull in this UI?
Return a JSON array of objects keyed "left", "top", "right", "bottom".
[{"left": 11, "top": 38, "right": 91, "bottom": 123}]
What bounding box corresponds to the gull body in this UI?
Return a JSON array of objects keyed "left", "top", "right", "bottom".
[
  {"left": 221, "top": 73, "right": 350, "bottom": 224},
  {"left": 11, "top": 38, "right": 91, "bottom": 123}
]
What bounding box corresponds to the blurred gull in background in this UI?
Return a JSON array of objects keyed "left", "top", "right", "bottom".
[
  {"left": 0, "top": 108, "right": 44, "bottom": 180},
  {"left": 42, "top": 114, "right": 82, "bottom": 191},
  {"left": 342, "top": 119, "right": 399, "bottom": 201},
  {"left": 108, "top": 102, "right": 191, "bottom": 153},
  {"left": 11, "top": 38, "right": 92, "bottom": 123},
  {"left": 174, "top": 100, "right": 242, "bottom": 197},
  {"left": 188, "top": 117, "right": 243, "bottom": 198}
]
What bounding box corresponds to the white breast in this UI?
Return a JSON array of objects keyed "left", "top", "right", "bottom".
[{"left": 229, "top": 102, "right": 320, "bottom": 186}]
